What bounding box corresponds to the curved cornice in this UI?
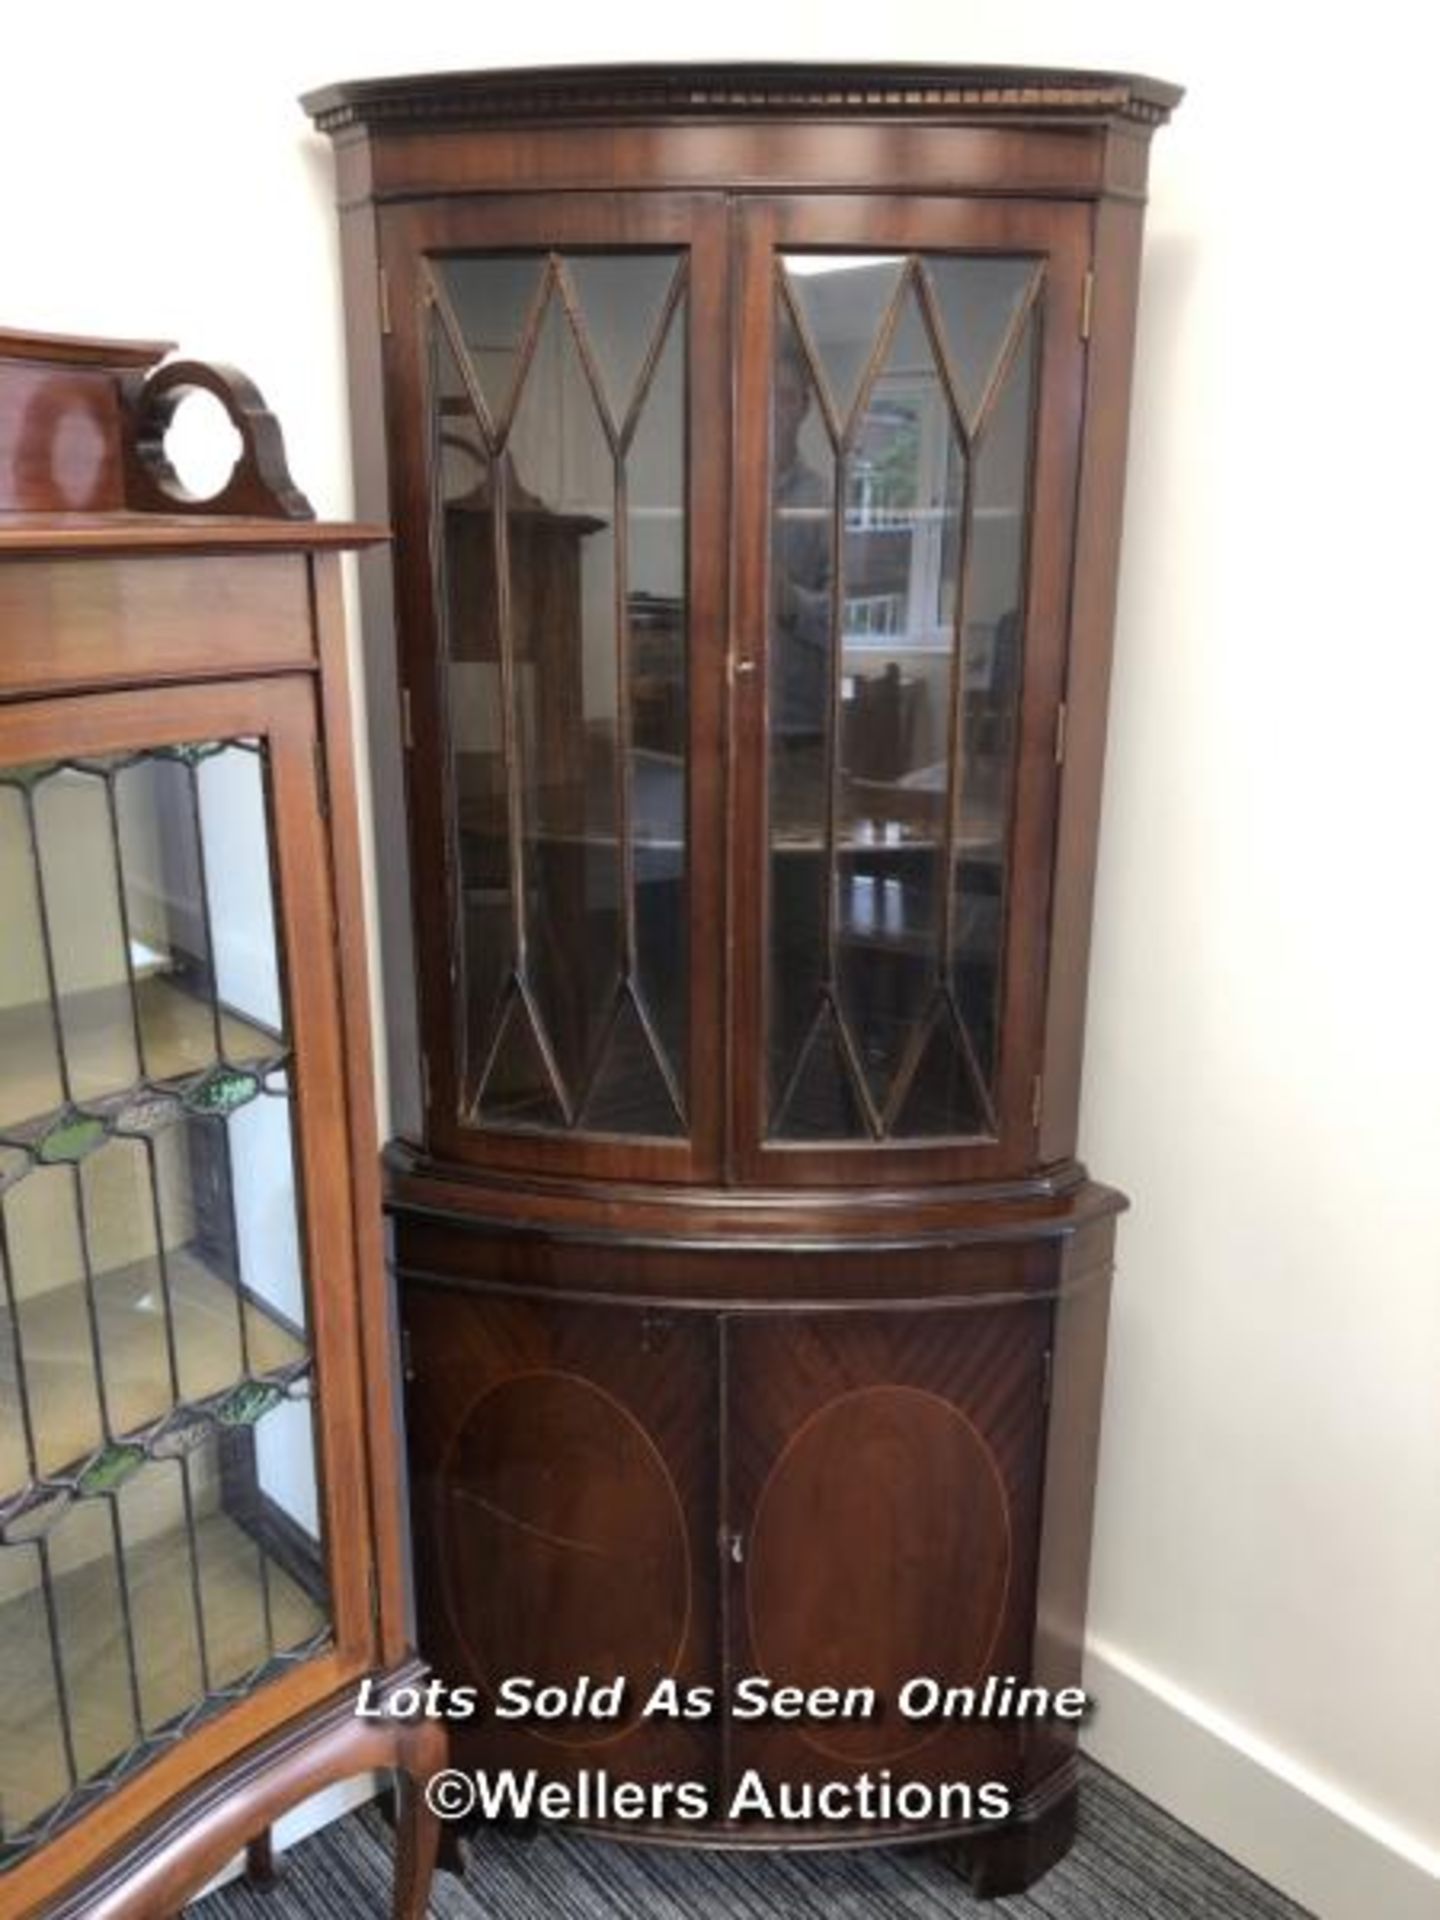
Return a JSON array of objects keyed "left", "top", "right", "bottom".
[{"left": 303, "top": 62, "right": 1183, "bottom": 138}]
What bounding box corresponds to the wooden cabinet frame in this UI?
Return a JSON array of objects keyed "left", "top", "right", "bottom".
[{"left": 309, "top": 61, "right": 1180, "bottom": 1901}]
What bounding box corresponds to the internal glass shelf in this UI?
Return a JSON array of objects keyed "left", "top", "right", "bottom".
[
  {"left": 0, "top": 976, "right": 282, "bottom": 1136},
  {"left": 0, "top": 1245, "right": 306, "bottom": 1500},
  {"left": 0, "top": 1493, "right": 326, "bottom": 1851}
]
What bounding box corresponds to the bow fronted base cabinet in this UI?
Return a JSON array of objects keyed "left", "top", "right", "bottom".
[
  {"left": 0, "top": 329, "right": 444, "bottom": 1918},
  {"left": 308, "top": 63, "right": 1180, "bottom": 1896}
]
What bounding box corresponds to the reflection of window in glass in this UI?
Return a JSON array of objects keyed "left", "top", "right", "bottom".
[{"left": 843, "top": 377, "right": 957, "bottom": 654}]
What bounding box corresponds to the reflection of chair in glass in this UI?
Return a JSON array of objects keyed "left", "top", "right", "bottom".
[
  {"left": 629, "top": 591, "right": 686, "bottom": 757},
  {"left": 961, "top": 607, "right": 1021, "bottom": 808}
]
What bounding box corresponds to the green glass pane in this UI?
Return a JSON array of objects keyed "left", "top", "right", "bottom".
[
  {"left": 77, "top": 1443, "right": 146, "bottom": 1496},
  {"left": 215, "top": 1380, "right": 284, "bottom": 1427},
  {"left": 186, "top": 1068, "right": 260, "bottom": 1116},
  {"left": 37, "top": 1112, "right": 108, "bottom": 1164}
]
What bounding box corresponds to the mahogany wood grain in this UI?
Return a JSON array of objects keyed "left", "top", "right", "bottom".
[
  {"left": 392, "top": 1209, "right": 1075, "bottom": 1307},
  {"left": 0, "top": 552, "right": 315, "bottom": 697},
  {"left": 0, "top": 517, "right": 383, "bottom": 551},
  {"left": 723, "top": 1303, "right": 1049, "bottom": 1822},
  {"left": 310, "top": 63, "right": 1179, "bottom": 211},
  {"left": 334, "top": 123, "right": 1139, "bottom": 209},
  {"left": 123, "top": 357, "right": 316, "bottom": 521},
  {"left": 402, "top": 1282, "right": 720, "bottom": 1798},
  {"left": 386, "top": 1145, "right": 1121, "bottom": 1250},
  {"left": 1038, "top": 194, "right": 1150, "bottom": 1164},
  {"left": 311, "top": 550, "right": 414, "bottom": 1669},
  {"left": 0, "top": 328, "right": 171, "bottom": 368},
  {"left": 0, "top": 359, "right": 130, "bottom": 513},
  {"left": 0, "top": 332, "right": 163, "bottom": 514}
]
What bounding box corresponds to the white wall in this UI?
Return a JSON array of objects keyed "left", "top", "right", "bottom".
[{"left": 5, "top": 7, "right": 1437, "bottom": 1918}]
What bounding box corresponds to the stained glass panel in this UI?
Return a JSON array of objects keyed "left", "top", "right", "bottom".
[{"left": 0, "top": 739, "right": 331, "bottom": 1871}]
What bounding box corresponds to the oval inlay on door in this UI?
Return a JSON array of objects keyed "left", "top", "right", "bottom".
[
  {"left": 747, "top": 1385, "right": 1011, "bottom": 1763},
  {"left": 438, "top": 1370, "right": 691, "bottom": 1747}
]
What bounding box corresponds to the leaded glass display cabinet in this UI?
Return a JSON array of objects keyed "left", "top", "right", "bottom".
[
  {"left": 0, "top": 328, "right": 444, "bottom": 1918},
  {"left": 309, "top": 63, "right": 1179, "bottom": 1896}
]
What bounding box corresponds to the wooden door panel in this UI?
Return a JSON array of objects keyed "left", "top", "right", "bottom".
[
  {"left": 723, "top": 1303, "right": 1050, "bottom": 1811},
  {"left": 0, "top": 679, "right": 375, "bottom": 1886},
  {"left": 402, "top": 1281, "right": 719, "bottom": 1794},
  {"left": 731, "top": 195, "right": 1090, "bottom": 1185},
  {"left": 378, "top": 194, "right": 730, "bottom": 1185}
]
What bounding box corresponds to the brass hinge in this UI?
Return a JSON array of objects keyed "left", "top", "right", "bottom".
[
  {"left": 1054, "top": 699, "right": 1069, "bottom": 767},
  {"left": 400, "top": 685, "right": 414, "bottom": 751},
  {"left": 723, "top": 1529, "right": 745, "bottom": 1566},
  {"left": 1080, "top": 269, "right": 1095, "bottom": 342},
  {"left": 1030, "top": 1073, "right": 1043, "bottom": 1129},
  {"left": 379, "top": 266, "right": 393, "bottom": 337},
  {"left": 1041, "top": 1348, "right": 1054, "bottom": 1408},
  {"left": 313, "top": 739, "right": 330, "bottom": 820}
]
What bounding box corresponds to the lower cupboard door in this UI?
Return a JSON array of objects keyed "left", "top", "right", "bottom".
[
  {"left": 721, "top": 1302, "right": 1051, "bottom": 1831},
  {"left": 401, "top": 1281, "right": 720, "bottom": 1802}
]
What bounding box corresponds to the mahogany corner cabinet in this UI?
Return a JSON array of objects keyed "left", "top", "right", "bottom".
[
  {"left": 307, "top": 62, "right": 1181, "bottom": 1896},
  {"left": 0, "top": 329, "right": 444, "bottom": 1916}
]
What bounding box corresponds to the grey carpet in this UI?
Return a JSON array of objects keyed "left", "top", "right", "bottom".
[{"left": 193, "top": 1761, "right": 1314, "bottom": 1919}]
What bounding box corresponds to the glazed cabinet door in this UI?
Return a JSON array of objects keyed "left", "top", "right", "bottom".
[
  {"left": 401, "top": 1281, "right": 720, "bottom": 1801},
  {"left": 378, "top": 195, "right": 729, "bottom": 1183},
  {"left": 0, "top": 680, "right": 373, "bottom": 1884},
  {"left": 732, "top": 198, "right": 1090, "bottom": 1183},
  {"left": 721, "top": 1302, "right": 1051, "bottom": 1820}
]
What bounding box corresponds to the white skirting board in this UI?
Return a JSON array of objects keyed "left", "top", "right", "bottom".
[{"left": 1082, "top": 1639, "right": 1440, "bottom": 1920}]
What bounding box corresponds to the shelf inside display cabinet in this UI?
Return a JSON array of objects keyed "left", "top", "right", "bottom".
[
  {"left": 0, "top": 977, "right": 282, "bottom": 1136},
  {"left": 0, "top": 1498, "right": 328, "bottom": 1858},
  {"left": 0, "top": 1246, "right": 307, "bottom": 1501}
]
